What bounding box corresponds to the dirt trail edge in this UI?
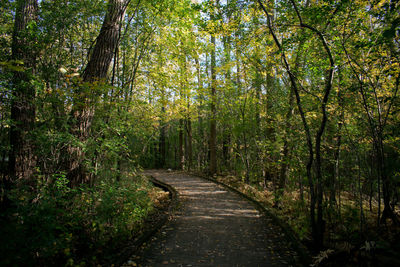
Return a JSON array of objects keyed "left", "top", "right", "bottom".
[{"left": 123, "top": 170, "right": 300, "bottom": 267}]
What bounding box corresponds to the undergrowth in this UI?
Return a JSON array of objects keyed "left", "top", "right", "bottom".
[
  {"left": 209, "top": 173, "right": 400, "bottom": 266},
  {"left": 0, "top": 173, "right": 157, "bottom": 266}
]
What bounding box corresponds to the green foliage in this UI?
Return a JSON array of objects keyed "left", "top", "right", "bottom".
[
  {"left": 0, "top": 174, "right": 154, "bottom": 266},
  {"left": 280, "top": 198, "right": 310, "bottom": 241},
  {"left": 1, "top": 0, "right": 400, "bottom": 264}
]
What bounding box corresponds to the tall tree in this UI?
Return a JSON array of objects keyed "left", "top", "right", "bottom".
[
  {"left": 66, "top": 0, "right": 132, "bottom": 185},
  {"left": 8, "top": 0, "right": 39, "bottom": 182},
  {"left": 258, "top": 0, "right": 335, "bottom": 247},
  {"left": 209, "top": 0, "right": 218, "bottom": 175}
]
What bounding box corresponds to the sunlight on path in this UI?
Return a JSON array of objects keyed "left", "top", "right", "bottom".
[{"left": 123, "top": 170, "right": 298, "bottom": 267}]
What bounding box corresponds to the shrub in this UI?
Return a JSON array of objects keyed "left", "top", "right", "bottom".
[{"left": 0, "top": 174, "right": 155, "bottom": 266}]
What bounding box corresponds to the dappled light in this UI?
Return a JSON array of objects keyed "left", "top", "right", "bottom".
[
  {"left": 125, "top": 170, "right": 295, "bottom": 266},
  {"left": 1, "top": 0, "right": 399, "bottom": 266}
]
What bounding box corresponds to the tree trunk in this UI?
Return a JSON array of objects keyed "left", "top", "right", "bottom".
[
  {"left": 277, "top": 40, "right": 304, "bottom": 205},
  {"left": 209, "top": 33, "right": 217, "bottom": 175},
  {"left": 288, "top": 0, "right": 335, "bottom": 247},
  {"left": 186, "top": 117, "right": 193, "bottom": 171},
  {"left": 277, "top": 87, "right": 294, "bottom": 204},
  {"left": 8, "top": 0, "right": 39, "bottom": 183},
  {"left": 330, "top": 68, "right": 344, "bottom": 206},
  {"left": 342, "top": 39, "right": 399, "bottom": 226},
  {"left": 179, "top": 119, "right": 184, "bottom": 170},
  {"left": 158, "top": 106, "right": 166, "bottom": 168},
  {"left": 258, "top": 0, "right": 316, "bottom": 227},
  {"left": 66, "top": 0, "right": 131, "bottom": 185},
  {"left": 195, "top": 57, "right": 204, "bottom": 170},
  {"left": 222, "top": 34, "right": 231, "bottom": 170},
  {"left": 379, "top": 139, "right": 399, "bottom": 225}
]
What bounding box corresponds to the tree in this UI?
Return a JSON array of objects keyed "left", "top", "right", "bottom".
[
  {"left": 258, "top": 0, "right": 335, "bottom": 247},
  {"left": 66, "top": 0, "right": 132, "bottom": 185},
  {"left": 8, "top": 0, "right": 39, "bottom": 183},
  {"left": 209, "top": 0, "right": 218, "bottom": 175},
  {"left": 341, "top": 0, "right": 400, "bottom": 225}
]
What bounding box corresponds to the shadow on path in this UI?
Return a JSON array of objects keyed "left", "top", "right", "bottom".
[{"left": 123, "top": 170, "right": 298, "bottom": 267}]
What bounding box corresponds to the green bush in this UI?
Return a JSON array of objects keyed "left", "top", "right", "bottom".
[{"left": 0, "top": 174, "right": 155, "bottom": 266}]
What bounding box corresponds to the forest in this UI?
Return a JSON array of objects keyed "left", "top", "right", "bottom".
[{"left": 0, "top": 0, "right": 399, "bottom": 265}]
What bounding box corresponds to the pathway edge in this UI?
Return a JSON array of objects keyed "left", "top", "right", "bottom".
[
  {"left": 190, "top": 171, "right": 312, "bottom": 267},
  {"left": 113, "top": 174, "right": 179, "bottom": 267}
]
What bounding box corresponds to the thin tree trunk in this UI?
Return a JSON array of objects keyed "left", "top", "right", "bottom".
[
  {"left": 343, "top": 43, "right": 400, "bottom": 226},
  {"left": 179, "top": 119, "right": 184, "bottom": 170},
  {"left": 209, "top": 34, "right": 217, "bottom": 175},
  {"left": 331, "top": 67, "right": 344, "bottom": 206},
  {"left": 186, "top": 117, "right": 193, "bottom": 171},
  {"left": 184, "top": 54, "right": 192, "bottom": 171},
  {"left": 253, "top": 52, "right": 262, "bottom": 180},
  {"left": 357, "top": 153, "right": 365, "bottom": 234},
  {"left": 195, "top": 57, "right": 204, "bottom": 170},
  {"left": 277, "top": 87, "right": 294, "bottom": 204},
  {"left": 290, "top": 0, "right": 335, "bottom": 247},
  {"left": 222, "top": 33, "right": 231, "bottom": 170},
  {"left": 258, "top": 0, "right": 316, "bottom": 225},
  {"left": 277, "top": 40, "right": 304, "bottom": 204},
  {"left": 157, "top": 46, "right": 166, "bottom": 169},
  {"left": 242, "top": 107, "right": 250, "bottom": 184},
  {"left": 158, "top": 106, "right": 166, "bottom": 168}
]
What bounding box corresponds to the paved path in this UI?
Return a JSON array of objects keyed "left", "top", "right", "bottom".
[{"left": 124, "top": 170, "right": 298, "bottom": 267}]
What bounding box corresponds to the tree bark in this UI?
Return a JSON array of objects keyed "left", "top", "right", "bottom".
[
  {"left": 158, "top": 106, "right": 166, "bottom": 168},
  {"left": 179, "top": 119, "right": 185, "bottom": 170},
  {"left": 222, "top": 33, "right": 232, "bottom": 170},
  {"left": 186, "top": 117, "right": 193, "bottom": 171},
  {"left": 209, "top": 34, "right": 217, "bottom": 175},
  {"left": 195, "top": 57, "right": 205, "bottom": 170},
  {"left": 277, "top": 87, "right": 294, "bottom": 203},
  {"left": 66, "top": 0, "right": 131, "bottom": 185},
  {"left": 288, "top": 0, "right": 336, "bottom": 247},
  {"left": 8, "top": 0, "right": 39, "bottom": 183},
  {"left": 258, "top": 0, "right": 323, "bottom": 248},
  {"left": 330, "top": 67, "right": 344, "bottom": 206}
]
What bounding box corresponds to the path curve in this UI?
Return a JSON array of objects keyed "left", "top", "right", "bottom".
[{"left": 124, "top": 170, "right": 298, "bottom": 267}]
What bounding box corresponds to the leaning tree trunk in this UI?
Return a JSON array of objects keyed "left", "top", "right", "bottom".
[
  {"left": 8, "top": 0, "right": 39, "bottom": 183},
  {"left": 66, "top": 0, "right": 131, "bottom": 185}
]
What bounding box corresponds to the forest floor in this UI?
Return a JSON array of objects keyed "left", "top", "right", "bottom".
[{"left": 122, "top": 170, "right": 300, "bottom": 267}]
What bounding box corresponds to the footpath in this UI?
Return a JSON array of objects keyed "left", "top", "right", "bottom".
[{"left": 123, "top": 170, "right": 299, "bottom": 266}]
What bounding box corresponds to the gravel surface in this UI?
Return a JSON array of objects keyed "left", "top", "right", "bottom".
[{"left": 123, "top": 170, "right": 298, "bottom": 267}]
